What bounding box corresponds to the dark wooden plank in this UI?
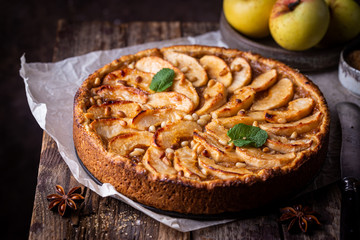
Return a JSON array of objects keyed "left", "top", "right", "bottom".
[
  {"left": 53, "top": 20, "right": 127, "bottom": 61},
  {"left": 191, "top": 184, "right": 341, "bottom": 240},
  {"left": 181, "top": 22, "right": 219, "bottom": 37},
  {"left": 192, "top": 213, "right": 282, "bottom": 240},
  {"left": 280, "top": 184, "right": 341, "bottom": 240},
  {"left": 127, "top": 21, "right": 181, "bottom": 45}
]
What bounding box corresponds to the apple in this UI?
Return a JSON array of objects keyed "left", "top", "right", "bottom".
[
  {"left": 320, "top": 0, "right": 360, "bottom": 46},
  {"left": 223, "top": 0, "right": 276, "bottom": 38},
  {"left": 269, "top": 0, "right": 330, "bottom": 51}
]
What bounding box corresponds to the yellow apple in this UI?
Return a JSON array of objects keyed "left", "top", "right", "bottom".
[
  {"left": 269, "top": 0, "right": 330, "bottom": 51},
  {"left": 223, "top": 0, "right": 276, "bottom": 38},
  {"left": 320, "top": 0, "right": 360, "bottom": 46}
]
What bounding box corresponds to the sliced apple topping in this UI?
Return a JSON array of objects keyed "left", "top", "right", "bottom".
[
  {"left": 205, "top": 121, "right": 230, "bottom": 143},
  {"left": 174, "top": 147, "right": 207, "bottom": 180},
  {"left": 92, "top": 85, "right": 148, "bottom": 104},
  {"left": 212, "top": 87, "right": 256, "bottom": 118},
  {"left": 195, "top": 80, "right": 227, "bottom": 116},
  {"left": 199, "top": 55, "right": 233, "bottom": 87},
  {"left": 135, "top": 56, "right": 184, "bottom": 81},
  {"left": 154, "top": 120, "right": 202, "bottom": 149},
  {"left": 251, "top": 78, "right": 294, "bottom": 111},
  {"left": 131, "top": 108, "right": 186, "bottom": 130},
  {"left": 171, "top": 78, "right": 199, "bottom": 108},
  {"left": 142, "top": 146, "right": 177, "bottom": 176},
  {"left": 193, "top": 130, "right": 241, "bottom": 163},
  {"left": 247, "top": 69, "right": 277, "bottom": 92},
  {"left": 108, "top": 131, "right": 153, "bottom": 156},
  {"left": 265, "top": 137, "right": 313, "bottom": 153},
  {"left": 90, "top": 118, "right": 138, "bottom": 139},
  {"left": 236, "top": 148, "right": 296, "bottom": 168},
  {"left": 76, "top": 46, "right": 332, "bottom": 185},
  {"left": 198, "top": 156, "right": 251, "bottom": 180},
  {"left": 163, "top": 51, "right": 208, "bottom": 87},
  {"left": 147, "top": 92, "right": 194, "bottom": 113},
  {"left": 247, "top": 111, "right": 266, "bottom": 120},
  {"left": 87, "top": 100, "right": 143, "bottom": 119},
  {"left": 102, "top": 68, "right": 154, "bottom": 93},
  {"left": 260, "top": 112, "right": 322, "bottom": 136},
  {"left": 214, "top": 112, "right": 265, "bottom": 129},
  {"left": 228, "top": 57, "right": 252, "bottom": 93},
  {"left": 265, "top": 98, "right": 315, "bottom": 123}
]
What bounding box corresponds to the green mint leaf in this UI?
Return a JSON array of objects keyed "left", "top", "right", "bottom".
[
  {"left": 232, "top": 139, "right": 253, "bottom": 147},
  {"left": 227, "top": 123, "right": 268, "bottom": 148},
  {"left": 149, "top": 68, "right": 175, "bottom": 92}
]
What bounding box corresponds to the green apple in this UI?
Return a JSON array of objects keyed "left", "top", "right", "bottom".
[
  {"left": 269, "top": 0, "right": 330, "bottom": 51},
  {"left": 320, "top": 0, "right": 360, "bottom": 46},
  {"left": 223, "top": 0, "right": 276, "bottom": 38}
]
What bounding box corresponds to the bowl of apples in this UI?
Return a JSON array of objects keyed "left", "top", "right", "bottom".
[{"left": 220, "top": 0, "right": 360, "bottom": 72}]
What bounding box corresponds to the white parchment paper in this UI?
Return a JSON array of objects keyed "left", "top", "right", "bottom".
[{"left": 20, "top": 31, "right": 359, "bottom": 232}]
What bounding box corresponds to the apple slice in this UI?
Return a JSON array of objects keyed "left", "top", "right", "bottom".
[
  {"left": 227, "top": 57, "right": 252, "bottom": 93},
  {"left": 193, "top": 130, "right": 240, "bottom": 163},
  {"left": 251, "top": 78, "right": 294, "bottom": 111},
  {"left": 109, "top": 131, "right": 153, "bottom": 156},
  {"left": 265, "top": 137, "right": 313, "bottom": 153},
  {"left": 236, "top": 147, "right": 296, "bottom": 168},
  {"left": 131, "top": 108, "right": 186, "bottom": 130},
  {"left": 154, "top": 120, "right": 202, "bottom": 149},
  {"left": 87, "top": 100, "right": 143, "bottom": 119},
  {"left": 171, "top": 78, "right": 199, "bottom": 108},
  {"left": 174, "top": 147, "right": 207, "bottom": 180},
  {"left": 199, "top": 55, "right": 233, "bottom": 87},
  {"left": 265, "top": 98, "right": 315, "bottom": 123},
  {"left": 90, "top": 118, "right": 138, "bottom": 139},
  {"left": 214, "top": 112, "right": 265, "bottom": 129},
  {"left": 195, "top": 80, "right": 227, "bottom": 116},
  {"left": 102, "top": 68, "right": 155, "bottom": 93},
  {"left": 198, "top": 156, "right": 251, "bottom": 179},
  {"left": 205, "top": 121, "right": 231, "bottom": 143},
  {"left": 147, "top": 92, "right": 194, "bottom": 113},
  {"left": 247, "top": 111, "right": 266, "bottom": 120},
  {"left": 163, "top": 51, "right": 208, "bottom": 87},
  {"left": 247, "top": 69, "right": 277, "bottom": 92},
  {"left": 92, "top": 85, "right": 148, "bottom": 104},
  {"left": 142, "top": 146, "right": 177, "bottom": 176},
  {"left": 259, "top": 112, "right": 323, "bottom": 136},
  {"left": 212, "top": 87, "right": 256, "bottom": 118},
  {"left": 135, "top": 56, "right": 185, "bottom": 81}
]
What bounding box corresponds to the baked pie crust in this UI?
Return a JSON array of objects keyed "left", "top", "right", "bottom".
[{"left": 73, "top": 45, "right": 329, "bottom": 215}]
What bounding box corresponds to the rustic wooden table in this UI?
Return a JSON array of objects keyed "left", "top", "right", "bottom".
[{"left": 29, "top": 21, "right": 341, "bottom": 239}]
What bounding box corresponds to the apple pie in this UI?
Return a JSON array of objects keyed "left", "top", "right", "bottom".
[{"left": 73, "top": 45, "right": 329, "bottom": 214}]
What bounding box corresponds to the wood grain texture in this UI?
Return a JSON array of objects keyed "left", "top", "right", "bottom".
[
  {"left": 29, "top": 20, "right": 341, "bottom": 240},
  {"left": 280, "top": 184, "right": 341, "bottom": 240},
  {"left": 192, "top": 213, "right": 282, "bottom": 240}
]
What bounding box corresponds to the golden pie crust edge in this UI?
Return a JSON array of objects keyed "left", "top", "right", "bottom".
[{"left": 73, "top": 45, "right": 330, "bottom": 214}]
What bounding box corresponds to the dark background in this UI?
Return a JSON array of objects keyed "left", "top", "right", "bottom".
[{"left": 1, "top": 0, "right": 222, "bottom": 238}]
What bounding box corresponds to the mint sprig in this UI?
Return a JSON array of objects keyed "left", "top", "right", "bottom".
[
  {"left": 227, "top": 123, "right": 268, "bottom": 148},
  {"left": 149, "top": 68, "right": 175, "bottom": 92}
]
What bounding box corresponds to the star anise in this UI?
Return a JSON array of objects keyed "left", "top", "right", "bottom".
[
  {"left": 280, "top": 204, "right": 321, "bottom": 233},
  {"left": 47, "top": 185, "right": 84, "bottom": 216}
]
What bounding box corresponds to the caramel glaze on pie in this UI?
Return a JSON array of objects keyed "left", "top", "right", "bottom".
[{"left": 73, "top": 45, "right": 330, "bottom": 214}]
